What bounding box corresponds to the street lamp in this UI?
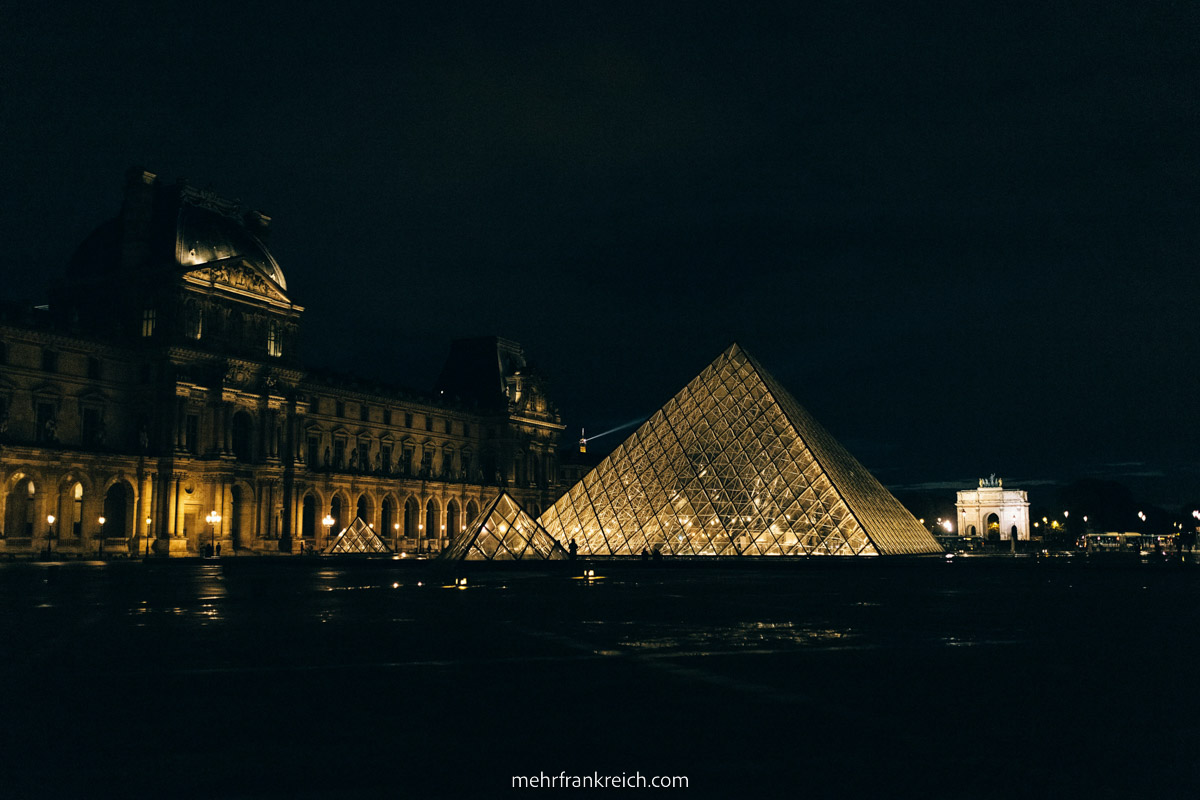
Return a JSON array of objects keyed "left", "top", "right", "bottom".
[
  {"left": 322, "top": 514, "right": 334, "bottom": 550},
  {"left": 98, "top": 515, "right": 106, "bottom": 558},
  {"left": 205, "top": 510, "right": 221, "bottom": 556},
  {"left": 145, "top": 516, "right": 152, "bottom": 558},
  {"left": 46, "top": 514, "right": 56, "bottom": 556}
]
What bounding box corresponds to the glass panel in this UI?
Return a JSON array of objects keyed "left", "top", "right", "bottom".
[{"left": 537, "top": 344, "right": 941, "bottom": 557}]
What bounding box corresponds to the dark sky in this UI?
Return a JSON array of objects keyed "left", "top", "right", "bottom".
[{"left": 3, "top": 2, "right": 1198, "bottom": 507}]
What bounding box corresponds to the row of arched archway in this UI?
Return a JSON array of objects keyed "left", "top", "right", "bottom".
[{"left": 2, "top": 468, "right": 137, "bottom": 540}]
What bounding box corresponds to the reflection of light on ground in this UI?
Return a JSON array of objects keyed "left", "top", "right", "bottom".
[{"left": 616, "top": 621, "right": 857, "bottom": 654}]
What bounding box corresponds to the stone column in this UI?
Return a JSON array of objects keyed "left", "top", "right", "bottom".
[
  {"left": 222, "top": 405, "right": 233, "bottom": 455},
  {"left": 166, "top": 476, "right": 179, "bottom": 537}
]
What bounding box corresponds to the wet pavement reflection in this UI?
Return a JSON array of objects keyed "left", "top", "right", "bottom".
[{"left": 2, "top": 558, "right": 1199, "bottom": 797}]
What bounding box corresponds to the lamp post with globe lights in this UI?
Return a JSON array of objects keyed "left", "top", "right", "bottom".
[
  {"left": 205, "top": 510, "right": 221, "bottom": 557},
  {"left": 322, "top": 514, "right": 334, "bottom": 551},
  {"left": 46, "top": 514, "right": 56, "bottom": 557},
  {"left": 98, "top": 516, "right": 106, "bottom": 557}
]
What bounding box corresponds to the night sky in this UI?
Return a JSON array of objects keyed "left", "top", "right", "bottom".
[{"left": 3, "top": 2, "right": 1197, "bottom": 507}]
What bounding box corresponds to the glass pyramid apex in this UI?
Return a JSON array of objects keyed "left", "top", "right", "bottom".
[
  {"left": 539, "top": 343, "right": 942, "bottom": 556},
  {"left": 322, "top": 516, "right": 392, "bottom": 555},
  {"left": 441, "top": 492, "right": 569, "bottom": 561}
]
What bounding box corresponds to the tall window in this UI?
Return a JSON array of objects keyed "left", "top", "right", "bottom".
[
  {"left": 231, "top": 412, "right": 253, "bottom": 463},
  {"left": 87, "top": 357, "right": 102, "bottom": 380},
  {"left": 307, "top": 435, "right": 319, "bottom": 468},
  {"left": 404, "top": 412, "right": 413, "bottom": 428},
  {"left": 334, "top": 439, "right": 346, "bottom": 469},
  {"left": 185, "top": 303, "right": 203, "bottom": 340},
  {"left": 82, "top": 407, "right": 102, "bottom": 447},
  {"left": 141, "top": 308, "right": 156, "bottom": 338},
  {"left": 359, "top": 404, "right": 369, "bottom": 422},
  {"left": 185, "top": 414, "right": 199, "bottom": 454},
  {"left": 72, "top": 482, "right": 83, "bottom": 536},
  {"left": 267, "top": 321, "right": 282, "bottom": 357},
  {"left": 335, "top": 401, "right": 345, "bottom": 418},
  {"left": 425, "top": 416, "right": 433, "bottom": 432},
  {"left": 36, "top": 402, "right": 57, "bottom": 444},
  {"left": 41, "top": 349, "right": 57, "bottom": 373},
  {"left": 383, "top": 409, "right": 392, "bottom": 426}
]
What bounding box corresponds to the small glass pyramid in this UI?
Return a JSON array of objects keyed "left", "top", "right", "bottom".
[
  {"left": 441, "top": 493, "right": 568, "bottom": 561},
  {"left": 322, "top": 516, "right": 392, "bottom": 554},
  {"left": 538, "top": 344, "right": 942, "bottom": 556}
]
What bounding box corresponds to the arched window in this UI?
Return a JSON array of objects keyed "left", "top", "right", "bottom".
[
  {"left": 404, "top": 497, "right": 419, "bottom": 539},
  {"left": 71, "top": 482, "right": 83, "bottom": 537},
  {"left": 230, "top": 485, "right": 244, "bottom": 550},
  {"left": 446, "top": 500, "right": 460, "bottom": 542},
  {"left": 103, "top": 482, "right": 133, "bottom": 539},
  {"left": 330, "top": 495, "right": 343, "bottom": 532},
  {"left": 381, "top": 497, "right": 395, "bottom": 541},
  {"left": 4, "top": 478, "right": 36, "bottom": 538},
  {"left": 466, "top": 499, "right": 480, "bottom": 527},
  {"left": 356, "top": 494, "right": 368, "bottom": 523},
  {"left": 302, "top": 494, "right": 316, "bottom": 540},
  {"left": 424, "top": 499, "right": 438, "bottom": 541}
]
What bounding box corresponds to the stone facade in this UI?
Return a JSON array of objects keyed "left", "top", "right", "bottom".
[
  {"left": 0, "top": 169, "right": 564, "bottom": 557},
  {"left": 955, "top": 477, "right": 1030, "bottom": 542}
]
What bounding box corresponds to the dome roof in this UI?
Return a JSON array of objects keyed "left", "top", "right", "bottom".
[
  {"left": 63, "top": 173, "right": 287, "bottom": 292},
  {"left": 175, "top": 203, "right": 287, "bottom": 290}
]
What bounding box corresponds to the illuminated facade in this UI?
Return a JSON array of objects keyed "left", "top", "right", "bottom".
[
  {"left": 538, "top": 344, "right": 941, "bottom": 556},
  {"left": 956, "top": 478, "right": 1030, "bottom": 542},
  {"left": 441, "top": 492, "right": 567, "bottom": 560},
  {"left": 0, "top": 169, "right": 565, "bottom": 557}
]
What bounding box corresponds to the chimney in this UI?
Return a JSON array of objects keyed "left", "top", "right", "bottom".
[
  {"left": 119, "top": 167, "right": 157, "bottom": 271},
  {"left": 244, "top": 210, "right": 271, "bottom": 241}
]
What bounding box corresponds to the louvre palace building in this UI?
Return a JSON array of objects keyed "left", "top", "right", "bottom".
[{"left": 0, "top": 169, "right": 566, "bottom": 557}]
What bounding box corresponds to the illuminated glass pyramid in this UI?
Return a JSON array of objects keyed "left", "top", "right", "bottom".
[
  {"left": 322, "top": 517, "right": 392, "bottom": 554},
  {"left": 441, "top": 492, "right": 568, "bottom": 561},
  {"left": 538, "top": 344, "right": 941, "bottom": 556}
]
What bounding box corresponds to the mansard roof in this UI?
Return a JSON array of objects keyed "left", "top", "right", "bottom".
[{"left": 66, "top": 169, "right": 286, "bottom": 294}]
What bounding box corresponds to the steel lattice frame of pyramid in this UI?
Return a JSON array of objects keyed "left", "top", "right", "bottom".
[
  {"left": 538, "top": 344, "right": 942, "bottom": 557},
  {"left": 441, "top": 492, "right": 568, "bottom": 561},
  {"left": 322, "top": 516, "right": 392, "bottom": 555}
]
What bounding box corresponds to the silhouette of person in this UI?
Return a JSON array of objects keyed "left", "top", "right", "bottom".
[
  {"left": 216, "top": 542, "right": 221, "bottom": 557},
  {"left": 641, "top": 548, "right": 650, "bottom": 560},
  {"left": 568, "top": 538, "right": 578, "bottom": 560}
]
